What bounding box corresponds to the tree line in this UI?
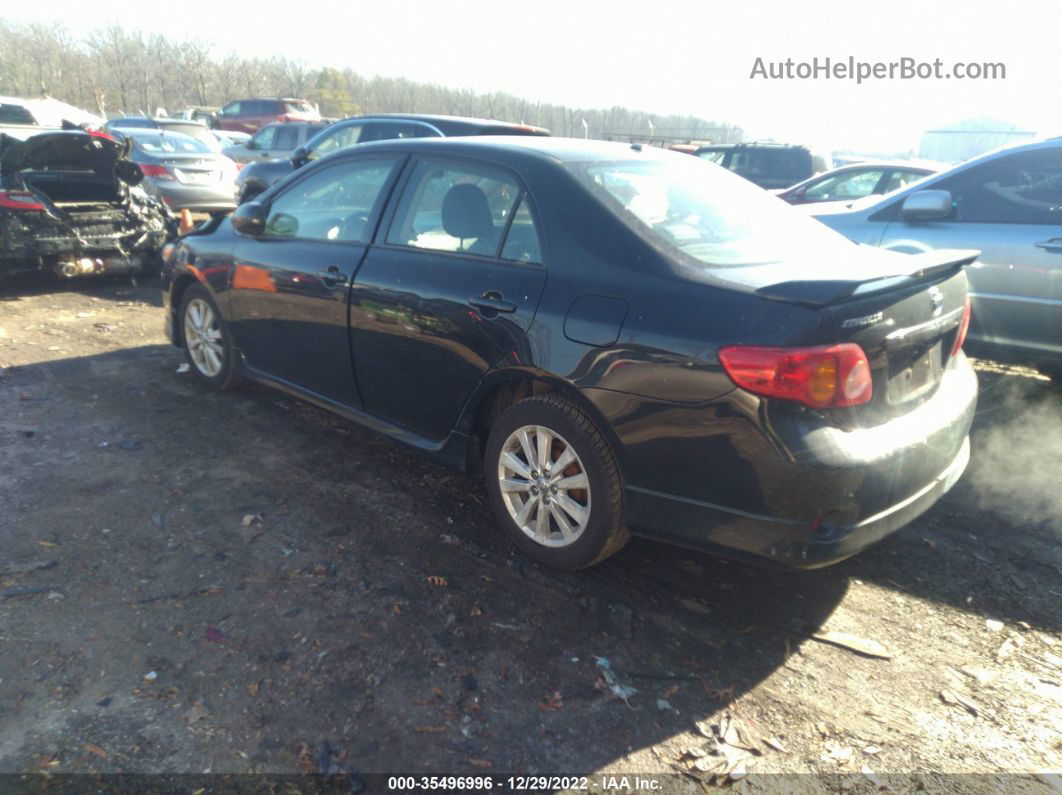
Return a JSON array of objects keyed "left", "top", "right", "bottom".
[{"left": 0, "top": 19, "right": 743, "bottom": 143}]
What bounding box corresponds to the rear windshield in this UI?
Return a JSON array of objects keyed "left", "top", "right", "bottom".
[
  {"left": 575, "top": 157, "right": 849, "bottom": 268},
  {"left": 162, "top": 123, "right": 220, "bottom": 150},
  {"left": 132, "top": 133, "right": 213, "bottom": 155}
]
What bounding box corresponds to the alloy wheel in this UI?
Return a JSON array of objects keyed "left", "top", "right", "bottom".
[
  {"left": 497, "top": 424, "right": 591, "bottom": 548},
  {"left": 183, "top": 297, "right": 224, "bottom": 378}
]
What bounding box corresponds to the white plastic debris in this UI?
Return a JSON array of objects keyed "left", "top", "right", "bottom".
[
  {"left": 176, "top": 363, "right": 191, "bottom": 374},
  {"left": 143, "top": 671, "right": 158, "bottom": 682},
  {"left": 594, "top": 656, "right": 637, "bottom": 707}
]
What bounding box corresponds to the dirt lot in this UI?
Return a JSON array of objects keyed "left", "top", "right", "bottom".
[{"left": 0, "top": 273, "right": 1059, "bottom": 790}]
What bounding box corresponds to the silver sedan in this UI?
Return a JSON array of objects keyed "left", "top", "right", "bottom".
[
  {"left": 120, "top": 129, "right": 238, "bottom": 212},
  {"left": 806, "top": 138, "right": 1062, "bottom": 378}
]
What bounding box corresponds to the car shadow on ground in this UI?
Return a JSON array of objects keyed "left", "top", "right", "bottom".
[
  {"left": 0, "top": 271, "right": 163, "bottom": 307},
  {"left": 1, "top": 345, "right": 1057, "bottom": 776}
]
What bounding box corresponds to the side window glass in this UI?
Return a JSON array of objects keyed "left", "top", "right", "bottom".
[
  {"left": 222, "top": 101, "right": 240, "bottom": 116},
  {"left": 273, "top": 125, "right": 300, "bottom": 150},
  {"left": 311, "top": 124, "right": 364, "bottom": 158},
  {"left": 251, "top": 126, "right": 276, "bottom": 150},
  {"left": 943, "top": 151, "right": 1062, "bottom": 224},
  {"left": 806, "top": 170, "right": 885, "bottom": 200},
  {"left": 387, "top": 161, "right": 521, "bottom": 256},
  {"left": 263, "top": 158, "right": 397, "bottom": 243},
  {"left": 883, "top": 169, "right": 924, "bottom": 193},
  {"left": 500, "top": 196, "right": 543, "bottom": 264},
  {"left": 697, "top": 150, "right": 726, "bottom": 164}
]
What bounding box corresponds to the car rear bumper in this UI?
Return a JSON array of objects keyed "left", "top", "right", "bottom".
[{"left": 620, "top": 355, "right": 977, "bottom": 567}]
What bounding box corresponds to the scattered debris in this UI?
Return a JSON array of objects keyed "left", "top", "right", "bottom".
[
  {"left": 82, "top": 743, "right": 108, "bottom": 760},
  {"left": 538, "top": 691, "right": 564, "bottom": 712},
  {"left": 241, "top": 513, "right": 262, "bottom": 527},
  {"left": 426, "top": 576, "right": 448, "bottom": 587},
  {"left": 940, "top": 689, "right": 980, "bottom": 716},
  {"left": 656, "top": 698, "right": 674, "bottom": 712},
  {"left": 143, "top": 671, "right": 158, "bottom": 682},
  {"left": 764, "top": 737, "right": 788, "bottom": 753},
  {"left": 204, "top": 625, "right": 228, "bottom": 644},
  {"left": 2, "top": 585, "right": 57, "bottom": 599},
  {"left": 594, "top": 657, "right": 638, "bottom": 707},
  {"left": 0, "top": 560, "right": 56, "bottom": 575},
  {"left": 809, "top": 630, "right": 893, "bottom": 659},
  {"left": 468, "top": 759, "right": 493, "bottom": 768},
  {"left": 176, "top": 363, "right": 191, "bottom": 374},
  {"left": 183, "top": 702, "right": 210, "bottom": 724},
  {"left": 821, "top": 742, "right": 854, "bottom": 763},
  {"left": 985, "top": 619, "right": 1004, "bottom": 632}
]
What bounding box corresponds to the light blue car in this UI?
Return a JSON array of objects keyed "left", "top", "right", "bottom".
[{"left": 806, "top": 139, "right": 1062, "bottom": 378}]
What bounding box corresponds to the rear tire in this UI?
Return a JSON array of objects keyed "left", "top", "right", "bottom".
[
  {"left": 484, "top": 394, "right": 628, "bottom": 569},
  {"left": 179, "top": 284, "right": 241, "bottom": 391}
]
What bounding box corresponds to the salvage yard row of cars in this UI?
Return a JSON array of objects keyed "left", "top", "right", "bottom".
[{"left": 1, "top": 94, "right": 1059, "bottom": 571}]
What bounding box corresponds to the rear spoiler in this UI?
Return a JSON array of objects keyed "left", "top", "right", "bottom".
[{"left": 756, "top": 249, "right": 980, "bottom": 307}]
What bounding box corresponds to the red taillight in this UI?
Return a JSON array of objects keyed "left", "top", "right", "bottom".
[
  {"left": 0, "top": 191, "right": 45, "bottom": 211},
  {"left": 719, "top": 343, "right": 873, "bottom": 408},
  {"left": 140, "top": 163, "right": 175, "bottom": 180},
  {"left": 951, "top": 297, "right": 972, "bottom": 357}
]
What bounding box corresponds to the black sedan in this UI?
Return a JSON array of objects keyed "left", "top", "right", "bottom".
[{"left": 162, "top": 137, "right": 977, "bottom": 569}]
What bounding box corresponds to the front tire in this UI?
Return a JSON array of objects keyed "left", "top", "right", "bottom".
[
  {"left": 179, "top": 284, "right": 241, "bottom": 390},
  {"left": 484, "top": 394, "right": 628, "bottom": 569}
]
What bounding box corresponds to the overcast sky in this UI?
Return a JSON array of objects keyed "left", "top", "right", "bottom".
[{"left": 4, "top": 0, "right": 1055, "bottom": 151}]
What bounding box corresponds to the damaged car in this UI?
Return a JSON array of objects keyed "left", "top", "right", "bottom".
[{"left": 0, "top": 130, "right": 175, "bottom": 279}]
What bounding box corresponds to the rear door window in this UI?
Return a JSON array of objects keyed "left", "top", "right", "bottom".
[
  {"left": 310, "top": 123, "right": 365, "bottom": 159},
  {"left": 263, "top": 157, "right": 399, "bottom": 242},
  {"left": 386, "top": 160, "right": 522, "bottom": 257}
]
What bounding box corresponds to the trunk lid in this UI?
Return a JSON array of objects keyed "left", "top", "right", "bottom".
[
  {"left": 150, "top": 154, "right": 227, "bottom": 186},
  {"left": 743, "top": 247, "right": 976, "bottom": 418},
  {"left": 1, "top": 131, "right": 141, "bottom": 186}
]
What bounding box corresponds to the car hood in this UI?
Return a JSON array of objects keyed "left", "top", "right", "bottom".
[{"left": 0, "top": 131, "right": 143, "bottom": 185}]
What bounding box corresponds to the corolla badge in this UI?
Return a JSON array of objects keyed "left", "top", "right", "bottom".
[
  {"left": 928, "top": 286, "right": 944, "bottom": 317},
  {"left": 840, "top": 311, "right": 884, "bottom": 329}
]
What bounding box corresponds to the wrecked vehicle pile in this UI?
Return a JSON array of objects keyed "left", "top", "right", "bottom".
[{"left": 0, "top": 130, "right": 175, "bottom": 278}]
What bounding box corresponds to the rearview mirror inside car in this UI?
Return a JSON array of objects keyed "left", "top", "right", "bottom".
[
  {"left": 901, "top": 190, "right": 953, "bottom": 222},
  {"left": 231, "top": 202, "right": 268, "bottom": 235}
]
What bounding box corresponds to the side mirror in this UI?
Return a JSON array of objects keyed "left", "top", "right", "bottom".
[
  {"left": 290, "top": 146, "right": 309, "bottom": 168},
  {"left": 238, "top": 181, "right": 268, "bottom": 204},
  {"left": 231, "top": 201, "right": 267, "bottom": 235},
  {"left": 245, "top": 138, "right": 259, "bottom": 151},
  {"left": 901, "top": 190, "right": 953, "bottom": 222}
]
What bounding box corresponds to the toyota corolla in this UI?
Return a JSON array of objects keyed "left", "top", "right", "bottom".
[{"left": 162, "top": 137, "right": 977, "bottom": 569}]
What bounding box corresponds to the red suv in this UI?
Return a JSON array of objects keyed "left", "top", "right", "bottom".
[{"left": 214, "top": 98, "right": 320, "bottom": 134}]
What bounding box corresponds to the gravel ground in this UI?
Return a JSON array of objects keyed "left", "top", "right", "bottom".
[{"left": 0, "top": 273, "right": 1059, "bottom": 791}]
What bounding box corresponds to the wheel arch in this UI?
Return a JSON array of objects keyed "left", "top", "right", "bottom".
[
  {"left": 169, "top": 273, "right": 203, "bottom": 347},
  {"left": 457, "top": 368, "right": 624, "bottom": 478}
]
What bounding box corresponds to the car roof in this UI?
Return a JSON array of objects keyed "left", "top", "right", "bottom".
[
  {"left": 108, "top": 117, "right": 207, "bottom": 127},
  {"left": 322, "top": 135, "right": 685, "bottom": 167},
  {"left": 336, "top": 113, "right": 548, "bottom": 133}
]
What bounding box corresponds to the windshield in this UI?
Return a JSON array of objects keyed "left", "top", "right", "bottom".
[
  {"left": 576, "top": 157, "right": 853, "bottom": 268},
  {"left": 131, "top": 132, "right": 213, "bottom": 155}
]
